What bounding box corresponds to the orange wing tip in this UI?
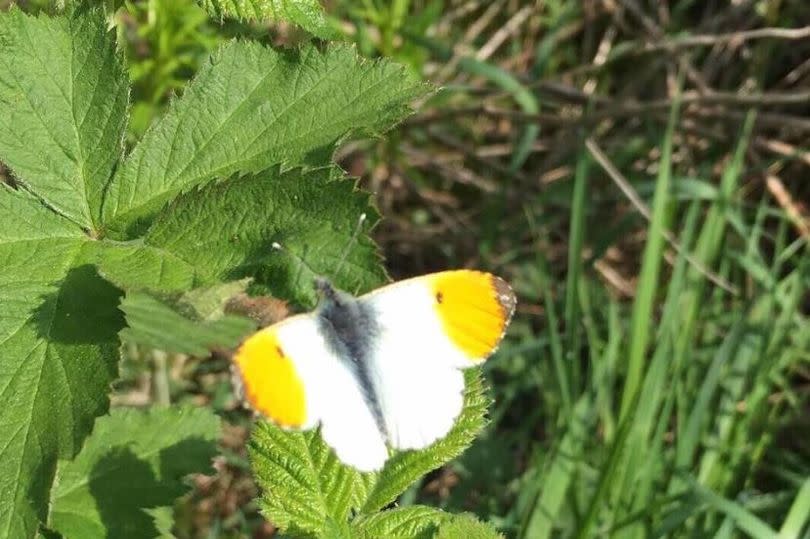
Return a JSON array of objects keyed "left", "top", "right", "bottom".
[
  {"left": 232, "top": 330, "right": 308, "bottom": 428},
  {"left": 432, "top": 270, "right": 517, "bottom": 362}
]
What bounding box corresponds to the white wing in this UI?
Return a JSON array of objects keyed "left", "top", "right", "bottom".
[
  {"left": 360, "top": 271, "right": 515, "bottom": 450},
  {"left": 233, "top": 314, "right": 388, "bottom": 472}
]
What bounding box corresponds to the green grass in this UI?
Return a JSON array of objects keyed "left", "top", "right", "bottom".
[{"left": 359, "top": 2, "right": 810, "bottom": 538}]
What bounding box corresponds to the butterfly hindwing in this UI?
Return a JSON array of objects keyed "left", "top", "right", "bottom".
[
  {"left": 360, "top": 270, "right": 516, "bottom": 450},
  {"left": 233, "top": 314, "right": 388, "bottom": 471}
]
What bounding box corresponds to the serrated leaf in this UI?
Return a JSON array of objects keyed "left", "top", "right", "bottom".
[
  {"left": 101, "top": 42, "right": 428, "bottom": 238},
  {"left": 0, "top": 186, "right": 123, "bottom": 539},
  {"left": 119, "top": 291, "right": 256, "bottom": 356},
  {"left": 0, "top": 7, "right": 425, "bottom": 538},
  {"left": 90, "top": 241, "right": 199, "bottom": 293},
  {"left": 145, "top": 507, "right": 177, "bottom": 539},
  {"left": 352, "top": 506, "right": 448, "bottom": 539},
  {"left": 199, "top": 0, "right": 338, "bottom": 39},
  {"left": 48, "top": 406, "right": 220, "bottom": 539},
  {"left": 137, "top": 166, "right": 387, "bottom": 306},
  {"left": 435, "top": 513, "right": 504, "bottom": 539},
  {"left": 249, "top": 423, "right": 366, "bottom": 537},
  {"left": 249, "top": 372, "right": 489, "bottom": 536},
  {"left": 0, "top": 7, "right": 128, "bottom": 229},
  {"left": 359, "top": 371, "right": 490, "bottom": 514}
]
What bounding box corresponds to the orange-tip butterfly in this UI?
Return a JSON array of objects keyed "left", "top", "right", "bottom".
[{"left": 231, "top": 240, "right": 516, "bottom": 471}]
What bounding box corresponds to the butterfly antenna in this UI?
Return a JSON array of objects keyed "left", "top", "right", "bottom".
[
  {"left": 272, "top": 241, "right": 319, "bottom": 276},
  {"left": 334, "top": 213, "right": 367, "bottom": 276}
]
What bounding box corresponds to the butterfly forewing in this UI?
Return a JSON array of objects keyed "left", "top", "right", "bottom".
[
  {"left": 360, "top": 270, "right": 515, "bottom": 450},
  {"left": 233, "top": 314, "right": 388, "bottom": 471}
]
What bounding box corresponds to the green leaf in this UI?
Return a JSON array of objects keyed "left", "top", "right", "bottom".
[
  {"left": 0, "top": 7, "right": 128, "bottom": 230},
  {"left": 90, "top": 240, "right": 199, "bottom": 293},
  {"left": 523, "top": 396, "right": 591, "bottom": 539},
  {"left": 145, "top": 506, "right": 177, "bottom": 539},
  {"left": 198, "top": 0, "right": 339, "bottom": 39},
  {"left": 435, "top": 513, "right": 503, "bottom": 539},
  {"left": 688, "top": 478, "right": 779, "bottom": 539},
  {"left": 0, "top": 7, "right": 427, "bottom": 538},
  {"left": 779, "top": 478, "right": 810, "bottom": 539},
  {"left": 250, "top": 375, "right": 489, "bottom": 535},
  {"left": 0, "top": 186, "right": 123, "bottom": 539},
  {"left": 352, "top": 506, "right": 448, "bottom": 539},
  {"left": 48, "top": 406, "right": 221, "bottom": 539},
  {"left": 119, "top": 290, "right": 256, "bottom": 356},
  {"left": 177, "top": 278, "right": 252, "bottom": 320},
  {"left": 101, "top": 42, "right": 428, "bottom": 238},
  {"left": 249, "top": 424, "right": 366, "bottom": 537},
  {"left": 359, "top": 371, "right": 490, "bottom": 514},
  {"left": 137, "top": 166, "right": 387, "bottom": 305}
]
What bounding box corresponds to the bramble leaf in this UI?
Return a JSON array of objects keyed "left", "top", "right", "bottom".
[
  {"left": 48, "top": 406, "right": 220, "bottom": 539},
  {"left": 0, "top": 7, "right": 128, "bottom": 230},
  {"left": 352, "top": 506, "right": 448, "bottom": 539},
  {"left": 435, "top": 513, "right": 504, "bottom": 539},
  {"left": 138, "top": 166, "right": 387, "bottom": 306},
  {"left": 249, "top": 424, "right": 366, "bottom": 537},
  {"left": 0, "top": 5, "right": 429, "bottom": 538},
  {"left": 119, "top": 291, "right": 255, "bottom": 356},
  {"left": 0, "top": 187, "right": 123, "bottom": 539},
  {"left": 178, "top": 278, "right": 252, "bottom": 320},
  {"left": 101, "top": 42, "right": 427, "bottom": 238},
  {"left": 249, "top": 372, "right": 489, "bottom": 536},
  {"left": 198, "top": 0, "right": 338, "bottom": 39}
]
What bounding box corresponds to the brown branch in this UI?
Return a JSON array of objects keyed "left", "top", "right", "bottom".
[{"left": 638, "top": 26, "right": 810, "bottom": 52}]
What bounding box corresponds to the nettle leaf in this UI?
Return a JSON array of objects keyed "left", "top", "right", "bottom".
[
  {"left": 359, "top": 371, "right": 490, "bottom": 514},
  {"left": 249, "top": 424, "right": 366, "bottom": 537},
  {"left": 119, "top": 291, "right": 256, "bottom": 356},
  {"left": 0, "top": 190, "right": 123, "bottom": 539},
  {"left": 138, "top": 166, "right": 387, "bottom": 306},
  {"left": 101, "top": 42, "right": 427, "bottom": 238},
  {"left": 198, "top": 0, "right": 338, "bottom": 39},
  {"left": 352, "top": 506, "right": 449, "bottom": 539},
  {"left": 48, "top": 406, "right": 220, "bottom": 539},
  {"left": 0, "top": 7, "right": 128, "bottom": 229}
]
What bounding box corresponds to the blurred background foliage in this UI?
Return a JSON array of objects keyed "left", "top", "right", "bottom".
[{"left": 6, "top": 0, "right": 809, "bottom": 537}]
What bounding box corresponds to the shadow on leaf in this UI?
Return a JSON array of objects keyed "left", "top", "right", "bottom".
[
  {"left": 88, "top": 437, "right": 217, "bottom": 538},
  {"left": 33, "top": 264, "right": 124, "bottom": 344}
]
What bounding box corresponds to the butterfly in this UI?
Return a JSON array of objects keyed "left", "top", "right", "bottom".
[{"left": 231, "top": 270, "right": 516, "bottom": 472}]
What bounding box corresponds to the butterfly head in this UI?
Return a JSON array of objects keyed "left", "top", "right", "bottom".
[
  {"left": 314, "top": 276, "right": 336, "bottom": 298},
  {"left": 314, "top": 276, "right": 355, "bottom": 309}
]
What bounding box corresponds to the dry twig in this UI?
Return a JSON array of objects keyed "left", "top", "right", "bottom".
[{"left": 586, "top": 138, "right": 739, "bottom": 295}]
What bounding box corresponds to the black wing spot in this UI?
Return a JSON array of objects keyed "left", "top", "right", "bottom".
[
  {"left": 275, "top": 345, "right": 285, "bottom": 358},
  {"left": 436, "top": 291, "right": 444, "bottom": 304}
]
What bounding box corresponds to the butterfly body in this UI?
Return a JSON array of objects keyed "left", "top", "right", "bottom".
[{"left": 233, "top": 270, "right": 516, "bottom": 471}]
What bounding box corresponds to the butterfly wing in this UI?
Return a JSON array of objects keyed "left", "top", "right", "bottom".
[
  {"left": 360, "top": 270, "right": 516, "bottom": 450},
  {"left": 232, "top": 314, "right": 388, "bottom": 471}
]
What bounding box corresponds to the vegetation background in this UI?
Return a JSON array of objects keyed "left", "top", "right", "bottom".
[{"left": 6, "top": 0, "right": 809, "bottom": 537}]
